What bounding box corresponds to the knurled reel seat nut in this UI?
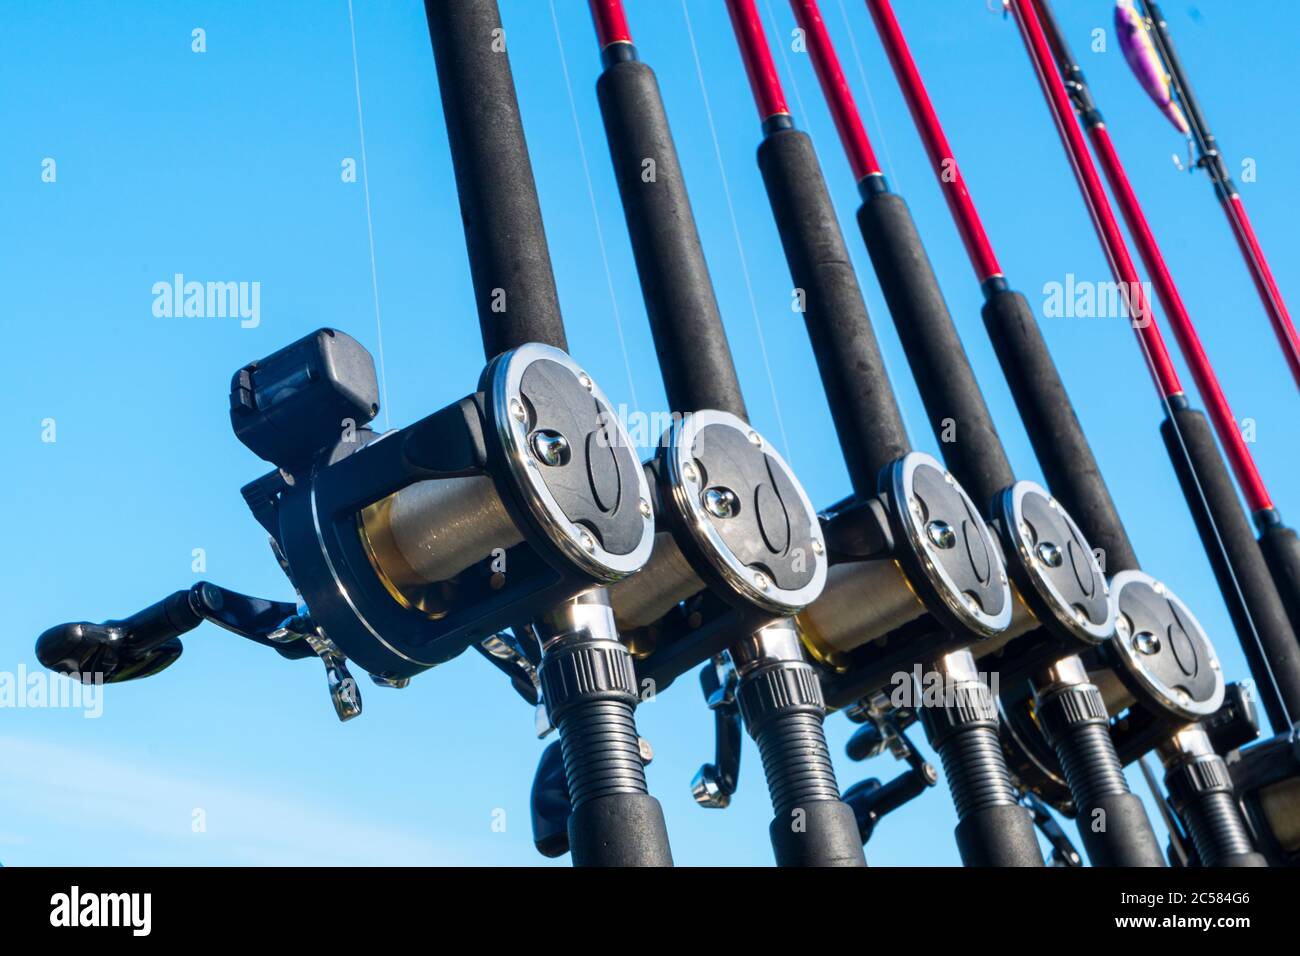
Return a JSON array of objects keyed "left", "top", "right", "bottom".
[
  {"left": 1035, "top": 683, "right": 1110, "bottom": 746},
  {"left": 538, "top": 641, "right": 640, "bottom": 725},
  {"left": 920, "top": 680, "right": 999, "bottom": 748},
  {"left": 735, "top": 661, "right": 826, "bottom": 736},
  {"left": 1164, "top": 754, "right": 1234, "bottom": 808}
]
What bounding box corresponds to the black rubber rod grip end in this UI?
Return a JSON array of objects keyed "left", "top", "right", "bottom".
[
  {"left": 567, "top": 792, "right": 674, "bottom": 867},
  {"left": 953, "top": 804, "right": 1045, "bottom": 867},
  {"left": 1160, "top": 405, "right": 1300, "bottom": 731},
  {"left": 980, "top": 287, "right": 1140, "bottom": 574},
  {"left": 757, "top": 128, "right": 910, "bottom": 493},
  {"left": 1078, "top": 792, "right": 1167, "bottom": 867},
  {"left": 596, "top": 58, "right": 747, "bottom": 419},
  {"left": 425, "top": 0, "right": 568, "bottom": 358},
  {"left": 856, "top": 190, "right": 1014, "bottom": 506},
  {"left": 768, "top": 800, "right": 869, "bottom": 867}
]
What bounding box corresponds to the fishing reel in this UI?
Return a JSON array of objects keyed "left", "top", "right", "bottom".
[
  {"left": 1000, "top": 570, "right": 1226, "bottom": 806},
  {"left": 1102, "top": 571, "right": 1227, "bottom": 756},
  {"left": 529, "top": 410, "right": 831, "bottom": 852},
  {"left": 796, "top": 451, "right": 1013, "bottom": 706},
  {"left": 1229, "top": 724, "right": 1300, "bottom": 866},
  {"left": 973, "top": 481, "right": 1114, "bottom": 679},
  {"left": 608, "top": 409, "right": 827, "bottom": 688},
  {"left": 997, "top": 570, "right": 1266, "bottom": 864},
  {"left": 38, "top": 329, "right": 655, "bottom": 720}
]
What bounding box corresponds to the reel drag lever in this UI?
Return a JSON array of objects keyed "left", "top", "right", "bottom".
[
  {"left": 1021, "top": 792, "right": 1083, "bottom": 867},
  {"left": 843, "top": 716, "right": 938, "bottom": 845},
  {"left": 691, "top": 656, "right": 741, "bottom": 809}
]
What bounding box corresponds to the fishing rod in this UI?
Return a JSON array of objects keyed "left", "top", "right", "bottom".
[
  {"left": 543, "top": 0, "right": 866, "bottom": 868},
  {"left": 772, "top": 0, "right": 1266, "bottom": 868},
  {"left": 1002, "top": 668, "right": 1267, "bottom": 868},
  {"left": 1128, "top": 0, "right": 1300, "bottom": 393},
  {"left": 1118, "top": 0, "right": 1300, "bottom": 658},
  {"left": 725, "top": 0, "right": 1051, "bottom": 868},
  {"left": 1010, "top": 0, "right": 1300, "bottom": 738},
  {"left": 859, "top": 0, "right": 1267, "bottom": 867},
  {"left": 761, "top": 0, "right": 1158, "bottom": 868},
  {"left": 418, "top": 0, "right": 675, "bottom": 866},
  {"left": 1045, "top": 0, "right": 1300, "bottom": 670},
  {"left": 1004, "top": 0, "right": 1283, "bottom": 867}
]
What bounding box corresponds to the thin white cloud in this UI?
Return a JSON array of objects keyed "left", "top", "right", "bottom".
[{"left": 0, "top": 734, "right": 513, "bottom": 866}]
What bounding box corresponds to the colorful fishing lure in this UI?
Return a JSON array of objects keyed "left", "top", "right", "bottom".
[{"left": 1115, "top": 0, "right": 1190, "bottom": 135}]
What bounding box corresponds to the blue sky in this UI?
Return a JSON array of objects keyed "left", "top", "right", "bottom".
[{"left": 2, "top": 1, "right": 1296, "bottom": 866}]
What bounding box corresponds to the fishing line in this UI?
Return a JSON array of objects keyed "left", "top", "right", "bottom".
[
  {"left": 1012, "top": 0, "right": 1295, "bottom": 735},
  {"left": 680, "top": 0, "right": 793, "bottom": 463},
  {"left": 346, "top": 0, "right": 391, "bottom": 430},
  {"left": 546, "top": 0, "right": 641, "bottom": 415}
]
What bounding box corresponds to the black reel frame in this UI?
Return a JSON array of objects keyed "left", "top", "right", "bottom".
[{"left": 254, "top": 340, "right": 650, "bottom": 681}]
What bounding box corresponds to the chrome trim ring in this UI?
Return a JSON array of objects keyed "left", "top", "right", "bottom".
[
  {"left": 1000, "top": 480, "right": 1114, "bottom": 645},
  {"left": 1109, "top": 569, "right": 1224, "bottom": 721},
  {"left": 888, "top": 451, "right": 1013, "bottom": 638},
  {"left": 490, "top": 343, "right": 654, "bottom": 582},
  {"left": 664, "top": 409, "right": 827, "bottom": 614}
]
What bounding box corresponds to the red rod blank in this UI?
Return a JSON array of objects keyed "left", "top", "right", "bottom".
[
  {"left": 864, "top": 0, "right": 1002, "bottom": 284},
  {"left": 1009, "top": 0, "right": 1185, "bottom": 402},
  {"left": 726, "top": 0, "right": 790, "bottom": 121},
  {"left": 788, "top": 0, "right": 881, "bottom": 182},
  {"left": 1226, "top": 193, "right": 1300, "bottom": 390},
  {"left": 1086, "top": 120, "right": 1274, "bottom": 513},
  {"left": 589, "top": 0, "right": 632, "bottom": 48}
]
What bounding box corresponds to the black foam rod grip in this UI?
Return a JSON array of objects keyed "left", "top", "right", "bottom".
[
  {"left": 1161, "top": 404, "right": 1300, "bottom": 732},
  {"left": 596, "top": 59, "right": 747, "bottom": 420},
  {"left": 980, "top": 287, "right": 1140, "bottom": 575},
  {"left": 1258, "top": 522, "right": 1300, "bottom": 642},
  {"left": 768, "top": 801, "right": 868, "bottom": 867},
  {"left": 856, "top": 191, "right": 1015, "bottom": 509},
  {"left": 758, "top": 129, "right": 910, "bottom": 496},
  {"left": 425, "top": 0, "right": 568, "bottom": 358}
]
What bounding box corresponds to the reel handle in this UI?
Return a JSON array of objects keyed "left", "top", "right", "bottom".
[
  {"left": 36, "top": 583, "right": 313, "bottom": 684},
  {"left": 37, "top": 589, "right": 201, "bottom": 684},
  {"left": 530, "top": 740, "right": 571, "bottom": 858}
]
